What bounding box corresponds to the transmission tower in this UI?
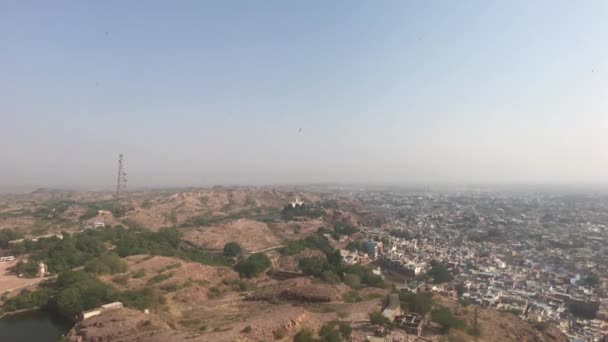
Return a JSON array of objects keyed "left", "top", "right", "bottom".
[{"left": 114, "top": 153, "right": 129, "bottom": 212}]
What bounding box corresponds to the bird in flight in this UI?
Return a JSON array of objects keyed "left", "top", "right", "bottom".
[
  {"left": 298, "top": 128, "right": 302, "bottom": 133},
  {"left": 105, "top": 32, "right": 110, "bottom": 36}
]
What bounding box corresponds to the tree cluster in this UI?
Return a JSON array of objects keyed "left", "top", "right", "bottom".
[{"left": 235, "top": 253, "right": 271, "bottom": 278}]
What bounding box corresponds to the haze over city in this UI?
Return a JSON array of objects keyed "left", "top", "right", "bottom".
[{"left": 1, "top": 1, "right": 607, "bottom": 188}]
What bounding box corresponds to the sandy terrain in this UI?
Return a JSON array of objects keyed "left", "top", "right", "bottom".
[
  {"left": 267, "top": 218, "right": 327, "bottom": 241},
  {"left": 184, "top": 219, "right": 282, "bottom": 252},
  {"left": 0, "top": 260, "right": 47, "bottom": 295}
]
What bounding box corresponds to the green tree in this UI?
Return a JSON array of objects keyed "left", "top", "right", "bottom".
[
  {"left": 339, "top": 322, "right": 352, "bottom": 340},
  {"left": 235, "top": 253, "right": 271, "bottom": 278},
  {"left": 223, "top": 242, "right": 242, "bottom": 257},
  {"left": 428, "top": 261, "right": 452, "bottom": 284},
  {"left": 344, "top": 273, "right": 361, "bottom": 289},
  {"left": 318, "top": 323, "right": 341, "bottom": 342},
  {"left": 0, "top": 228, "right": 22, "bottom": 248},
  {"left": 299, "top": 257, "right": 327, "bottom": 277},
  {"left": 399, "top": 291, "right": 434, "bottom": 315},
  {"left": 293, "top": 328, "right": 314, "bottom": 342},
  {"left": 55, "top": 287, "right": 84, "bottom": 318},
  {"left": 369, "top": 310, "right": 391, "bottom": 327},
  {"left": 431, "top": 307, "right": 466, "bottom": 333}
]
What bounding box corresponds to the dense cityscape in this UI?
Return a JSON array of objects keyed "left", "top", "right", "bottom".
[{"left": 343, "top": 190, "right": 608, "bottom": 341}]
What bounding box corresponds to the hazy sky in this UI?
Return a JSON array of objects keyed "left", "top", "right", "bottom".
[{"left": 1, "top": 1, "right": 607, "bottom": 188}]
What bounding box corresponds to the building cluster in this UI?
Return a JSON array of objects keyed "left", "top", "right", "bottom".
[{"left": 349, "top": 190, "right": 608, "bottom": 342}]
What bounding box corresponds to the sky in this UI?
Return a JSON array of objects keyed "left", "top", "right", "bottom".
[{"left": 1, "top": 1, "right": 607, "bottom": 188}]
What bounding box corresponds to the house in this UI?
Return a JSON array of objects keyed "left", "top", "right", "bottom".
[{"left": 395, "top": 313, "right": 425, "bottom": 336}]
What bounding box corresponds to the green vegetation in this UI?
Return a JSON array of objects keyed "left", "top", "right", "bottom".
[
  {"left": 132, "top": 269, "right": 146, "bottom": 279},
  {"left": 338, "top": 322, "right": 352, "bottom": 340},
  {"left": 318, "top": 322, "right": 343, "bottom": 342},
  {"left": 343, "top": 273, "right": 361, "bottom": 288},
  {"left": 111, "top": 275, "right": 129, "bottom": 285},
  {"left": 84, "top": 253, "right": 127, "bottom": 275},
  {"left": 333, "top": 226, "right": 359, "bottom": 236},
  {"left": 369, "top": 310, "right": 391, "bottom": 327},
  {"left": 208, "top": 286, "right": 222, "bottom": 298},
  {"left": 428, "top": 261, "right": 452, "bottom": 284},
  {"left": 346, "top": 240, "right": 363, "bottom": 251},
  {"left": 234, "top": 253, "right": 271, "bottom": 278},
  {"left": 147, "top": 272, "right": 174, "bottom": 285},
  {"left": 431, "top": 307, "right": 466, "bottom": 333},
  {"left": 293, "top": 329, "right": 314, "bottom": 342},
  {"left": 280, "top": 235, "right": 334, "bottom": 255},
  {"left": 293, "top": 322, "right": 352, "bottom": 342},
  {"left": 343, "top": 265, "right": 384, "bottom": 288},
  {"left": 0, "top": 228, "right": 22, "bottom": 248},
  {"left": 3, "top": 270, "right": 164, "bottom": 321},
  {"left": 160, "top": 283, "right": 179, "bottom": 292},
  {"left": 287, "top": 233, "right": 383, "bottom": 288},
  {"left": 13, "top": 259, "right": 40, "bottom": 277},
  {"left": 342, "top": 290, "right": 363, "bottom": 303},
  {"left": 9, "top": 226, "right": 229, "bottom": 276},
  {"left": 223, "top": 242, "right": 242, "bottom": 257},
  {"left": 164, "top": 262, "right": 182, "bottom": 271},
  {"left": 399, "top": 291, "right": 434, "bottom": 315},
  {"left": 533, "top": 321, "right": 550, "bottom": 331}
]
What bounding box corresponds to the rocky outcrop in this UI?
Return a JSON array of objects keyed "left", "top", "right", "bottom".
[{"left": 67, "top": 308, "right": 176, "bottom": 342}]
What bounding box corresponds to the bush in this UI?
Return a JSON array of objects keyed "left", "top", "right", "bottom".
[
  {"left": 339, "top": 322, "right": 352, "bottom": 340},
  {"left": 344, "top": 273, "right": 361, "bottom": 289},
  {"left": 428, "top": 261, "right": 452, "bottom": 284},
  {"left": 3, "top": 270, "right": 165, "bottom": 321},
  {"left": 235, "top": 253, "right": 270, "bottom": 278},
  {"left": 160, "top": 283, "right": 178, "bottom": 292},
  {"left": 344, "top": 265, "right": 384, "bottom": 288},
  {"left": 321, "top": 270, "right": 340, "bottom": 284},
  {"left": 223, "top": 242, "right": 242, "bottom": 257},
  {"left": 369, "top": 310, "right": 391, "bottom": 326},
  {"left": 112, "top": 275, "right": 129, "bottom": 285},
  {"left": 281, "top": 235, "right": 334, "bottom": 256},
  {"left": 294, "top": 329, "right": 314, "bottom": 342},
  {"left": 84, "top": 254, "right": 127, "bottom": 275},
  {"left": 399, "top": 291, "right": 434, "bottom": 315},
  {"left": 0, "top": 228, "right": 22, "bottom": 248},
  {"left": 343, "top": 290, "right": 363, "bottom": 303},
  {"left": 299, "top": 257, "right": 327, "bottom": 277},
  {"left": 147, "top": 272, "right": 174, "bottom": 285},
  {"left": 132, "top": 269, "right": 146, "bottom": 279},
  {"left": 431, "top": 307, "right": 466, "bottom": 333},
  {"left": 318, "top": 322, "right": 342, "bottom": 342}
]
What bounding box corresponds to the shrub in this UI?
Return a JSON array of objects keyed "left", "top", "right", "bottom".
[
  {"left": 235, "top": 253, "right": 270, "bottom": 278},
  {"left": 223, "top": 242, "right": 242, "bottom": 257},
  {"left": 132, "top": 269, "right": 146, "bottom": 279},
  {"left": 344, "top": 273, "right": 361, "bottom": 289},
  {"left": 294, "top": 329, "right": 315, "bottom": 342},
  {"left": 112, "top": 275, "right": 129, "bottom": 285},
  {"left": 147, "top": 272, "right": 174, "bottom": 285},
  {"left": 431, "top": 307, "right": 466, "bottom": 333}
]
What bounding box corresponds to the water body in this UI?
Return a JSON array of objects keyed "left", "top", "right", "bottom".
[{"left": 0, "top": 310, "right": 72, "bottom": 342}]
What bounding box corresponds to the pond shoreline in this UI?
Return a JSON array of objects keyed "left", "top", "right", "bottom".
[
  {"left": 0, "top": 306, "right": 42, "bottom": 319},
  {"left": 0, "top": 308, "right": 74, "bottom": 341}
]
